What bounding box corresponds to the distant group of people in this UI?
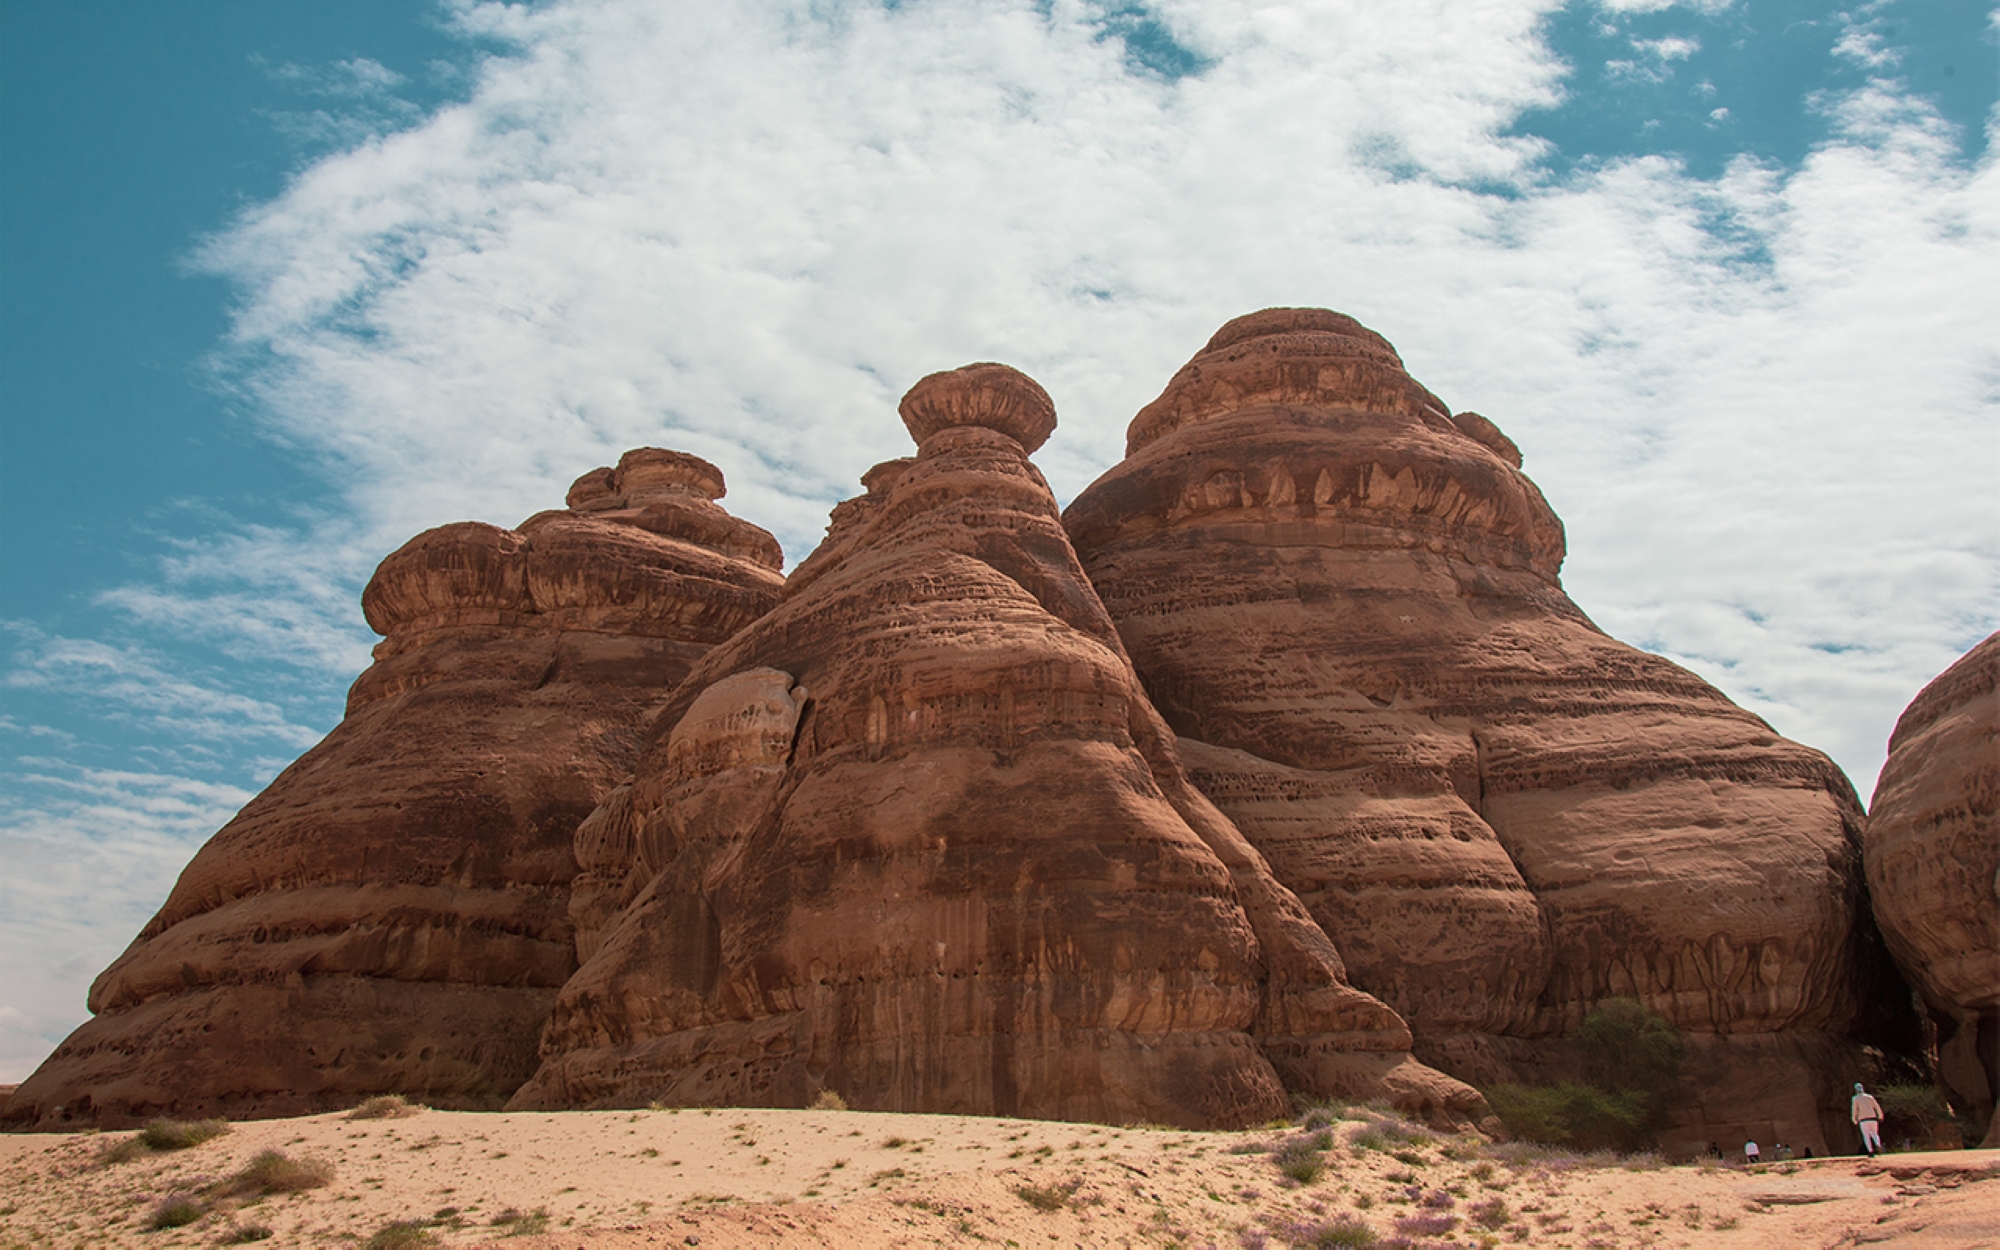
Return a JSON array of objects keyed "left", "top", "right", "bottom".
[{"left": 1709, "top": 1083, "right": 1887, "bottom": 1165}]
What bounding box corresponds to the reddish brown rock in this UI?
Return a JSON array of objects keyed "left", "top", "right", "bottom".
[
  {"left": 512, "top": 364, "right": 1481, "bottom": 1129},
  {"left": 1867, "top": 632, "right": 2000, "bottom": 1147},
  {"left": 1063, "top": 309, "right": 1914, "bottom": 1155},
  {"left": 3, "top": 451, "right": 782, "bottom": 1129}
]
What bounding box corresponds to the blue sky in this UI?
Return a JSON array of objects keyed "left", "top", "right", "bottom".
[{"left": 2, "top": 0, "right": 1995, "bottom": 1082}]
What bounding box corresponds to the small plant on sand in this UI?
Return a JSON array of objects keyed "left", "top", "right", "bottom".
[
  {"left": 141, "top": 1118, "right": 230, "bottom": 1151},
  {"left": 810, "top": 1088, "right": 849, "bottom": 1111},
  {"left": 1012, "top": 1178, "right": 1083, "bottom": 1212},
  {"left": 347, "top": 1094, "right": 420, "bottom": 1120},
  {"left": 362, "top": 1220, "right": 440, "bottom": 1249},
  {"left": 490, "top": 1206, "right": 551, "bottom": 1236},
  {"left": 219, "top": 1226, "right": 275, "bottom": 1244},
  {"left": 1306, "top": 1214, "right": 1380, "bottom": 1248},
  {"left": 146, "top": 1193, "right": 206, "bottom": 1229},
  {"left": 1468, "top": 1195, "right": 1511, "bottom": 1229},
  {"left": 1393, "top": 1210, "right": 1460, "bottom": 1237},
  {"left": 1273, "top": 1135, "right": 1328, "bottom": 1184},
  {"left": 215, "top": 1149, "right": 336, "bottom": 1197}
]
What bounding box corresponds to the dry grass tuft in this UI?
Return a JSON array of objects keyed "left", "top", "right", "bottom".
[
  {"left": 215, "top": 1148, "right": 336, "bottom": 1197},
  {"left": 347, "top": 1094, "right": 421, "bottom": 1120}
]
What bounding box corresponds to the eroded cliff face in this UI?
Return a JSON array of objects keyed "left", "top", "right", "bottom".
[
  {"left": 512, "top": 364, "right": 1482, "bottom": 1130},
  {"left": 1063, "top": 308, "right": 1912, "bottom": 1155},
  {"left": 3, "top": 451, "right": 782, "bottom": 1130},
  {"left": 1867, "top": 632, "right": 2000, "bottom": 1147}
]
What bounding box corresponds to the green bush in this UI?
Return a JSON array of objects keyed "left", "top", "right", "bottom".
[
  {"left": 1482, "top": 1000, "right": 1685, "bottom": 1153},
  {"left": 1485, "top": 1082, "right": 1652, "bottom": 1154},
  {"left": 1875, "top": 1084, "right": 1958, "bottom": 1147},
  {"left": 1576, "top": 999, "right": 1685, "bottom": 1106}
]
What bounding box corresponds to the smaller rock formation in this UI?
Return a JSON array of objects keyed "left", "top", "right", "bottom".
[
  {"left": 3, "top": 451, "right": 782, "bottom": 1129},
  {"left": 1867, "top": 632, "right": 2000, "bottom": 1147},
  {"left": 513, "top": 364, "right": 1479, "bottom": 1129}
]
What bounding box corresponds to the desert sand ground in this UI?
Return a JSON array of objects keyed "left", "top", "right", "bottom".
[{"left": 1, "top": 1100, "right": 1994, "bottom": 1248}]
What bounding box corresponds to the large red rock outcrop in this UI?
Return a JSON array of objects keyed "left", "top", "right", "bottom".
[
  {"left": 1867, "top": 631, "right": 2000, "bottom": 1147},
  {"left": 1063, "top": 308, "right": 1915, "bottom": 1155},
  {"left": 3, "top": 451, "right": 782, "bottom": 1129},
  {"left": 511, "top": 364, "right": 1481, "bottom": 1129}
]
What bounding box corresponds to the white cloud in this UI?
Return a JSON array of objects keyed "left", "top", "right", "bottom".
[
  {"left": 8, "top": 0, "right": 1996, "bottom": 1079},
  {"left": 4, "top": 633, "right": 326, "bottom": 751},
  {"left": 0, "top": 767, "right": 252, "bottom": 1081}
]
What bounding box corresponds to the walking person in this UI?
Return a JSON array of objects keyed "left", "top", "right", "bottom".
[{"left": 1851, "top": 1083, "right": 1885, "bottom": 1156}]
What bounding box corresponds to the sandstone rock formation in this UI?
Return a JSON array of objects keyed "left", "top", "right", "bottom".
[
  {"left": 511, "top": 364, "right": 1481, "bottom": 1129},
  {"left": 1063, "top": 308, "right": 1915, "bottom": 1155},
  {"left": 3, "top": 451, "right": 782, "bottom": 1129},
  {"left": 1867, "top": 631, "right": 2000, "bottom": 1147}
]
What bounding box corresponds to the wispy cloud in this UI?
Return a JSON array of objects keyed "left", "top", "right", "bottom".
[
  {"left": 5, "top": 632, "right": 326, "bottom": 751},
  {"left": 0, "top": 765, "right": 254, "bottom": 1080}
]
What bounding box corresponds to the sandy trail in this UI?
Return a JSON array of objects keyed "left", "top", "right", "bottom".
[{"left": 1, "top": 1104, "right": 1993, "bottom": 1247}]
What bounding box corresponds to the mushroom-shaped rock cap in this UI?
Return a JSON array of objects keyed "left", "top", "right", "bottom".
[
  {"left": 1126, "top": 307, "right": 1450, "bottom": 456},
  {"left": 616, "top": 447, "right": 726, "bottom": 502},
  {"left": 898, "top": 362, "right": 1056, "bottom": 453},
  {"left": 1203, "top": 306, "right": 1402, "bottom": 358}
]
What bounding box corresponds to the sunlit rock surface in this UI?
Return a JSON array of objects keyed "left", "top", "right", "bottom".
[
  {"left": 1867, "top": 631, "right": 2000, "bottom": 1147},
  {"left": 1063, "top": 308, "right": 1916, "bottom": 1154},
  {"left": 3, "top": 451, "right": 782, "bottom": 1129},
  {"left": 513, "top": 364, "right": 1480, "bottom": 1129}
]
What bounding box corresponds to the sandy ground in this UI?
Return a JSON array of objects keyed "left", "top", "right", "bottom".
[{"left": 1, "top": 1102, "right": 1994, "bottom": 1248}]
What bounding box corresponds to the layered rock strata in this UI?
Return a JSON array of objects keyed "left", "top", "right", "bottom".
[
  {"left": 1867, "top": 632, "right": 2000, "bottom": 1147},
  {"left": 513, "top": 364, "right": 1480, "bottom": 1129},
  {"left": 1063, "top": 308, "right": 1914, "bottom": 1154},
  {"left": 3, "top": 451, "right": 782, "bottom": 1129}
]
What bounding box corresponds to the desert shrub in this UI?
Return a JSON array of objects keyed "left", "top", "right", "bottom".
[
  {"left": 347, "top": 1094, "right": 419, "bottom": 1120},
  {"left": 1392, "top": 1211, "right": 1459, "bottom": 1237},
  {"left": 147, "top": 1194, "right": 205, "bottom": 1229},
  {"left": 1273, "top": 1134, "right": 1327, "bottom": 1183},
  {"left": 217, "top": 1149, "right": 335, "bottom": 1197},
  {"left": 1468, "top": 1196, "right": 1510, "bottom": 1228},
  {"left": 1576, "top": 999, "right": 1686, "bottom": 1106},
  {"left": 1483, "top": 999, "right": 1686, "bottom": 1153},
  {"left": 219, "top": 1226, "right": 275, "bottom": 1244},
  {"left": 1485, "top": 1082, "right": 1649, "bottom": 1153},
  {"left": 490, "top": 1207, "right": 551, "bottom": 1235},
  {"left": 140, "top": 1118, "right": 230, "bottom": 1151},
  {"left": 1875, "top": 1084, "right": 1957, "bottom": 1146},
  {"left": 1290, "top": 1214, "right": 1379, "bottom": 1247},
  {"left": 810, "top": 1089, "right": 849, "bottom": 1111},
  {"left": 1012, "top": 1178, "right": 1082, "bottom": 1211},
  {"left": 362, "top": 1221, "right": 440, "bottom": 1249}
]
